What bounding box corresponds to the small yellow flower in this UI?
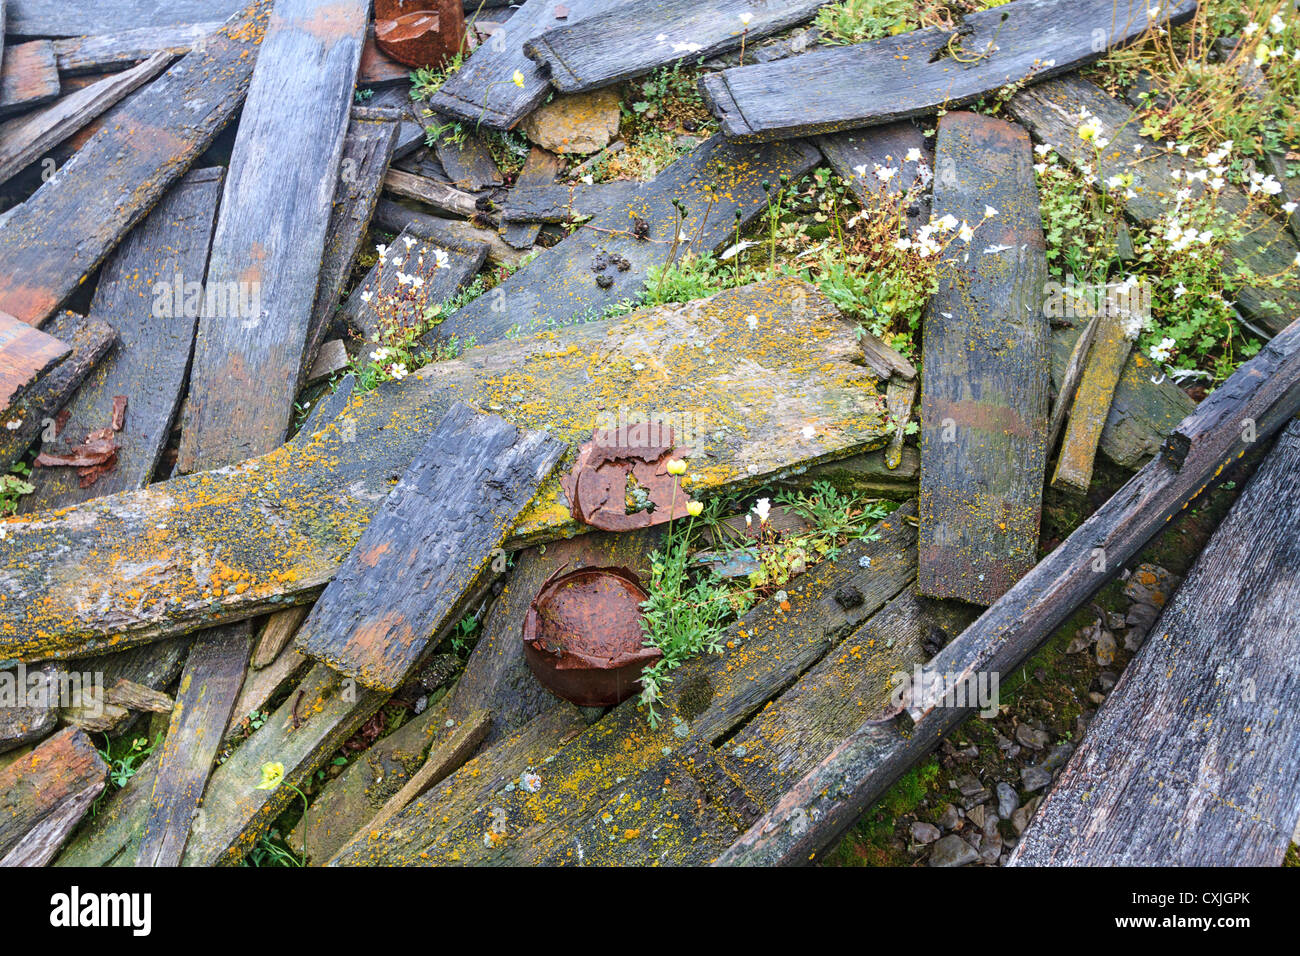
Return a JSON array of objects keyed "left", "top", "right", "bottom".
[
  {"left": 686, "top": 501, "right": 703, "bottom": 517},
  {"left": 666, "top": 459, "right": 686, "bottom": 476},
  {"left": 512, "top": 70, "right": 525, "bottom": 88},
  {"left": 255, "top": 761, "right": 285, "bottom": 791}
]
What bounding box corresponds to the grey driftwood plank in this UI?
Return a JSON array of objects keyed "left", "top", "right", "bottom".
[
  {"left": 0, "top": 40, "right": 59, "bottom": 119},
  {"left": 0, "top": 664, "right": 56, "bottom": 754},
  {"left": 0, "top": 280, "right": 897, "bottom": 659},
  {"left": 498, "top": 180, "right": 641, "bottom": 223},
  {"left": 817, "top": 121, "right": 933, "bottom": 236},
  {"left": 524, "top": 0, "right": 825, "bottom": 94},
  {"left": 22, "top": 167, "right": 223, "bottom": 510},
  {"left": 0, "top": 52, "right": 172, "bottom": 187},
  {"left": 1006, "top": 74, "right": 1300, "bottom": 336},
  {"left": 421, "top": 133, "right": 820, "bottom": 349},
  {"left": 501, "top": 145, "right": 563, "bottom": 249},
  {"left": 5, "top": 0, "right": 245, "bottom": 36},
  {"left": 365, "top": 85, "right": 426, "bottom": 160},
  {"left": 0, "top": 1, "right": 267, "bottom": 328},
  {"left": 917, "top": 112, "right": 1050, "bottom": 606},
  {"left": 52, "top": 23, "right": 222, "bottom": 74},
  {"left": 1012, "top": 418, "right": 1300, "bottom": 866},
  {"left": 0, "top": 312, "right": 114, "bottom": 474},
  {"left": 432, "top": 123, "right": 504, "bottom": 191},
  {"left": 177, "top": 0, "right": 368, "bottom": 472},
  {"left": 383, "top": 167, "right": 484, "bottom": 220},
  {"left": 427, "top": 0, "right": 627, "bottom": 130},
  {"left": 294, "top": 402, "right": 566, "bottom": 691},
  {"left": 699, "top": 0, "right": 1197, "bottom": 143},
  {"left": 0, "top": 727, "right": 106, "bottom": 866}
]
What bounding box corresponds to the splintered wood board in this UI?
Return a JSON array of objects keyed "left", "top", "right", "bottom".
[
  {"left": 917, "top": 111, "right": 1050, "bottom": 606},
  {"left": 6, "top": 0, "right": 245, "bottom": 36},
  {"left": 0, "top": 1, "right": 268, "bottom": 327},
  {"left": 501, "top": 146, "right": 564, "bottom": 249},
  {"left": 0, "top": 310, "right": 70, "bottom": 410},
  {"left": 52, "top": 23, "right": 222, "bottom": 74},
  {"left": 0, "top": 727, "right": 107, "bottom": 866},
  {"left": 0, "top": 40, "right": 60, "bottom": 119},
  {"left": 699, "top": 0, "right": 1197, "bottom": 142},
  {"left": 0, "top": 279, "right": 895, "bottom": 660}
]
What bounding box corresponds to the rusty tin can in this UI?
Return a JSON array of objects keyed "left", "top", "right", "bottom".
[{"left": 374, "top": 1, "right": 467, "bottom": 70}]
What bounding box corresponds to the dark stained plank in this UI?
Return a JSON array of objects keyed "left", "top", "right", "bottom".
[
  {"left": 0, "top": 312, "right": 115, "bottom": 476},
  {"left": 135, "top": 622, "right": 252, "bottom": 866},
  {"left": 432, "top": 122, "right": 503, "bottom": 191},
  {"left": 177, "top": 0, "right": 368, "bottom": 472},
  {"left": 1013, "top": 419, "right": 1300, "bottom": 866},
  {"left": 498, "top": 180, "right": 640, "bottom": 223},
  {"left": 52, "top": 23, "right": 221, "bottom": 75},
  {"left": 22, "top": 167, "right": 223, "bottom": 510},
  {"left": 0, "top": 41, "right": 60, "bottom": 119},
  {"left": 295, "top": 402, "right": 566, "bottom": 691},
  {"left": 0, "top": 310, "right": 68, "bottom": 411},
  {"left": 364, "top": 85, "right": 426, "bottom": 160},
  {"left": 0, "top": 727, "right": 106, "bottom": 866},
  {"left": 817, "top": 121, "right": 933, "bottom": 236},
  {"left": 524, "top": 0, "right": 824, "bottom": 94},
  {"left": 700, "top": 0, "right": 1197, "bottom": 143},
  {"left": 0, "top": 280, "right": 897, "bottom": 659},
  {"left": 0, "top": 664, "right": 56, "bottom": 754},
  {"left": 1006, "top": 74, "right": 1300, "bottom": 335},
  {"left": 0, "top": 53, "right": 172, "bottom": 187},
  {"left": 0, "top": 2, "right": 268, "bottom": 328},
  {"left": 427, "top": 0, "right": 627, "bottom": 130},
  {"left": 422, "top": 134, "right": 820, "bottom": 349},
  {"left": 501, "top": 145, "right": 563, "bottom": 249},
  {"left": 6, "top": 0, "right": 245, "bottom": 36},
  {"left": 374, "top": 196, "right": 525, "bottom": 267},
  {"left": 718, "top": 313, "right": 1300, "bottom": 867},
  {"left": 917, "top": 112, "right": 1050, "bottom": 606},
  {"left": 1051, "top": 309, "right": 1133, "bottom": 495}
]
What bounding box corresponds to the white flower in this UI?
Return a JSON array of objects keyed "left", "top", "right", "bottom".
[
  {"left": 1255, "top": 43, "right": 1270, "bottom": 65},
  {"left": 1270, "top": 14, "right": 1286, "bottom": 34},
  {"left": 1173, "top": 283, "right": 1187, "bottom": 298},
  {"left": 894, "top": 237, "right": 913, "bottom": 251},
  {"left": 958, "top": 221, "right": 975, "bottom": 243},
  {"left": 411, "top": 276, "right": 425, "bottom": 289},
  {"left": 375, "top": 244, "right": 388, "bottom": 257},
  {"left": 905, "top": 147, "right": 922, "bottom": 163},
  {"left": 370, "top": 348, "right": 390, "bottom": 361},
  {"left": 853, "top": 163, "right": 868, "bottom": 178},
  {"left": 739, "top": 12, "right": 752, "bottom": 25},
  {"left": 1034, "top": 143, "right": 1052, "bottom": 157},
  {"left": 752, "top": 498, "right": 771, "bottom": 524},
  {"left": 360, "top": 290, "right": 372, "bottom": 303},
  {"left": 802, "top": 425, "right": 815, "bottom": 439},
  {"left": 1294, "top": 252, "right": 1300, "bottom": 268},
  {"left": 1243, "top": 21, "right": 1261, "bottom": 37},
  {"left": 388, "top": 363, "right": 408, "bottom": 380},
  {"left": 403, "top": 236, "right": 416, "bottom": 249},
  {"left": 1261, "top": 176, "right": 1283, "bottom": 196},
  {"left": 1078, "top": 118, "right": 1104, "bottom": 142},
  {"left": 434, "top": 249, "right": 450, "bottom": 269},
  {"left": 983, "top": 205, "right": 998, "bottom": 218},
  {"left": 1033, "top": 162, "right": 1048, "bottom": 175},
  {"left": 1149, "top": 337, "right": 1176, "bottom": 363},
  {"left": 937, "top": 214, "right": 959, "bottom": 232},
  {"left": 1283, "top": 201, "right": 1298, "bottom": 215},
  {"left": 874, "top": 164, "right": 898, "bottom": 182}
]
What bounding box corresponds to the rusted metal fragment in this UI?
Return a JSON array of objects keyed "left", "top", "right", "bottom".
[
  {"left": 560, "top": 428, "right": 694, "bottom": 532},
  {"left": 375, "top": 3, "right": 466, "bottom": 69}
]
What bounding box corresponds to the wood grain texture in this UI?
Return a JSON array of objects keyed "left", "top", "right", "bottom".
[
  {"left": 52, "top": 23, "right": 221, "bottom": 74},
  {"left": 0, "top": 52, "right": 172, "bottom": 187},
  {"left": 0, "top": 1, "right": 267, "bottom": 328},
  {"left": 0, "top": 312, "right": 115, "bottom": 476},
  {"left": 700, "top": 0, "right": 1197, "bottom": 142},
  {"left": 0, "top": 727, "right": 106, "bottom": 866},
  {"left": 1006, "top": 74, "right": 1300, "bottom": 335},
  {"left": 432, "top": 123, "right": 503, "bottom": 191},
  {"left": 719, "top": 314, "right": 1300, "bottom": 866},
  {"left": 374, "top": 196, "right": 525, "bottom": 267},
  {"left": 501, "top": 145, "right": 563, "bottom": 249},
  {"left": 6, "top": 0, "right": 245, "bottom": 36},
  {"left": 817, "top": 121, "right": 933, "bottom": 236},
  {"left": 295, "top": 402, "right": 567, "bottom": 691},
  {"left": 0, "top": 40, "right": 59, "bottom": 119},
  {"left": 22, "top": 167, "right": 223, "bottom": 510},
  {"left": 0, "top": 664, "right": 56, "bottom": 754},
  {"left": 498, "top": 180, "right": 640, "bottom": 223},
  {"left": 0, "top": 279, "right": 895, "bottom": 660},
  {"left": 1047, "top": 311, "right": 1101, "bottom": 453},
  {"left": 253, "top": 606, "right": 310, "bottom": 670},
  {"left": 0, "top": 310, "right": 69, "bottom": 410},
  {"left": 383, "top": 167, "right": 484, "bottom": 220},
  {"left": 1052, "top": 310, "right": 1133, "bottom": 494},
  {"left": 422, "top": 134, "right": 820, "bottom": 349},
  {"left": 365, "top": 85, "right": 426, "bottom": 160},
  {"left": 523, "top": 0, "right": 825, "bottom": 94},
  {"left": 1012, "top": 419, "right": 1300, "bottom": 866},
  {"left": 917, "top": 112, "right": 1050, "bottom": 606},
  {"left": 177, "top": 0, "right": 367, "bottom": 472}
]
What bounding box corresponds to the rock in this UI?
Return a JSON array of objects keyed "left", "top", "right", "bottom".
[
  {"left": 962, "top": 790, "right": 991, "bottom": 810},
  {"left": 1021, "top": 765, "right": 1051, "bottom": 792},
  {"left": 995, "top": 732, "right": 1013, "bottom": 752},
  {"left": 1095, "top": 629, "right": 1117, "bottom": 665},
  {"left": 979, "top": 830, "right": 1002, "bottom": 864},
  {"left": 1066, "top": 626, "right": 1095, "bottom": 654},
  {"left": 958, "top": 744, "right": 979, "bottom": 758},
  {"left": 1126, "top": 601, "right": 1159, "bottom": 630},
  {"left": 1122, "top": 563, "right": 1178, "bottom": 607},
  {"left": 929, "top": 835, "right": 978, "bottom": 867},
  {"left": 1015, "top": 723, "right": 1050, "bottom": 750},
  {"left": 983, "top": 810, "right": 1000, "bottom": 838},
  {"left": 1124, "top": 627, "right": 1147, "bottom": 651},
  {"left": 1096, "top": 671, "right": 1118, "bottom": 692},
  {"left": 1041, "top": 741, "right": 1075, "bottom": 773},
  {"left": 937, "top": 803, "right": 961, "bottom": 830},
  {"left": 911, "top": 821, "right": 941, "bottom": 844},
  {"left": 1106, "top": 611, "right": 1127, "bottom": 630},
  {"left": 1011, "top": 795, "right": 1043, "bottom": 834},
  {"left": 996, "top": 781, "right": 1019, "bottom": 819},
  {"left": 520, "top": 89, "right": 621, "bottom": 155},
  {"left": 966, "top": 804, "right": 985, "bottom": 830},
  {"left": 954, "top": 773, "right": 984, "bottom": 797}
]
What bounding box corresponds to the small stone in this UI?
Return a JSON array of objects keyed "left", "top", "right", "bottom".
[
  {"left": 937, "top": 803, "right": 961, "bottom": 830},
  {"left": 959, "top": 744, "right": 979, "bottom": 758},
  {"left": 1021, "top": 765, "right": 1051, "bottom": 792},
  {"left": 982, "top": 810, "right": 1000, "bottom": 838},
  {"left": 1106, "top": 611, "right": 1127, "bottom": 630},
  {"left": 1041, "top": 742, "right": 1075, "bottom": 773},
  {"left": 1095, "top": 629, "right": 1117, "bottom": 666},
  {"left": 996, "top": 781, "right": 1019, "bottom": 819},
  {"left": 995, "top": 732, "right": 1013, "bottom": 752},
  {"left": 979, "top": 830, "right": 1003, "bottom": 864},
  {"left": 1124, "top": 627, "right": 1147, "bottom": 651},
  {"left": 833, "top": 585, "right": 864, "bottom": 610},
  {"left": 1122, "top": 563, "right": 1178, "bottom": 607},
  {"left": 520, "top": 88, "right": 622, "bottom": 154},
  {"left": 1015, "top": 724, "right": 1050, "bottom": 750},
  {"left": 911, "top": 821, "right": 941, "bottom": 844},
  {"left": 1127, "top": 602, "right": 1159, "bottom": 630},
  {"left": 954, "top": 773, "right": 984, "bottom": 797},
  {"left": 928, "top": 835, "right": 978, "bottom": 867},
  {"left": 966, "top": 804, "right": 986, "bottom": 830},
  {"left": 1096, "top": 671, "right": 1118, "bottom": 692},
  {"left": 1089, "top": 691, "right": 1107, "bottom": 705},
  {"left": 1066, "top": 626, "right": 1095, "bottom": 654},
  {"left": 962, "top": 790, "right": 992, "bottom": 810}
]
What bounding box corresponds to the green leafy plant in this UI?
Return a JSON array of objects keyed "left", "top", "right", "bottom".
[{"left": 0, "top": 465, "right": 34, "bottom": 516}]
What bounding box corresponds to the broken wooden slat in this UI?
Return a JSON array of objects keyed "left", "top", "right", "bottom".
[
  {"left": 1046, "top": 311, "right": 1102, "bottom": 453},
  {"left": 497, "top": 180, "right": 641, "bottom": 223},
  {"left": 225, "top": 642, "right": 310, "bottom": 739},
  {"left": 432, "top": 124, "right": 503, "bottom": 191},
  {"left": 524, "top": 0, "right": 824, "bottom": 94},
  {"left": 0, "top": 664, "right": 57, "bottom": 754},
  {"left": 700, "top": 0, "right": 1197, "bottom": 143},
  {"left": 1006, "top": 74, "right": 1300, "bottom": 335},
  {"left": 22, "top": 167, "right": 223, "bottom": 510},
  {"left": 817, "top": 121, "right": 933, "bottom": 236},
  {"left": 719, "top": 313, "right": 1300, "bottom": 867},
  {"left": 177, "top": 0, "right": 368, "bottom": 472},
  {"left": 295, "top": 402, "right": 566, "bottom": 691},
  {"left": 0, "top": 41, "right": 60, "bottom": 119},
  {"left": 374, "top": 196, "right": 524, "bottom": 267},
  {"left": 918, "top": 112, "right": 1050, "bottom": 606},
  {"left": 6, "top": 0, "right": 243, "bottom": 36},
  {"left": 383, "top": 167, "right": 483, "bottom": 220},
  {"left": 423, "top": 134, "right": 820, "bottom": 349},
  {"left": 306, "top": 340, "right": 349, "bottom": 385},
  {"left": 1013, "top": 419, "right": 1300, "bottom": 866},
  {"left": 0, "top": 727, "right": 106, "bottom": 866},
  {"left": 364, "top": 85, "right": 426, "bottom": 160},
  {"left": 1052, "top": 310, "right": 1134, "bottom": 494},
  {"left": 0, "top": 2, "right": 267, "bottom": 328},
  {"left": 883, "top": 378, "right": 916, "bottom": 471},
  {"left": 52, "top": 23, "right": 221, "bottom": 74},
  {"left": 501, "top": 145, "right": 563, "bottom": 249},
  {"left": 61, "top": 639, "right": 189, "bottom": 741},
  {"left": 0, "top": 279, "right": 896, "bottom": 660},
  {"left": 0, "top": 52, "right": 172, "bottom": 187},
  {"left": 251, "top": 606, "right": 309, "bottom": 671},
  {"left": 0, "top": 310, "right": 69, "bottom": 411}
]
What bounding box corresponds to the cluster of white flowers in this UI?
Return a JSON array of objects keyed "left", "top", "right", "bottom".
[{"left": 1076, "top": 107, "right": 1108, "bottom": 149}]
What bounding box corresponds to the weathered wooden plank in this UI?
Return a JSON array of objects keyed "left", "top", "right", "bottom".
[
  {"left": 719, "top": 313, "right": 1300, "bottom": 867},
  {"left": 0, "top": 664, "right": 56, "bottom": 754},
  {"left": 497, "top": 180, "right": 640, "bottom": 223},
  {"left": 0, "top": 727, "right": 106, "bottom": 866},
  {"left": 0, "top": 2, "right": 267, "bottom": 328},
  {"left": 427, "top": 0, "right": 627, "bottom": 130},
  {"left": 384, "top": 167, "right": 484, "bottom": 220},
  {"left": 53, "top": 750, "right": 159, "bottom": 867},
  {"left": 342, "top": 223, "right": 488, "bottom": 346},
  {"left": 1013, "top": 419, "right": 1300, "bottom": 866},
  {"left": 1006, "top": 75, "right": 1300, "bottom": 335},
  {"left": 1052, "top": 310, "right": 1133, "bottom": 494},
  {"left": 225, "top": 640, "right": 309, "bottom": 738},
  {"left": 62, "top": 637, "right": 189, "bottom": 739},
  {"left": 817, "top": 121, "right": 932, "bottom": 235},
  {"left": 432, "top": 123, "right": 503, "bottom": 191},
  {"left": 251, "top": 606, "right": 308, "bottom": 671},
  {"left": 52, "top": 23, "right": 221, "bottom": 74},
  {"left": 1047, "top": 311, "right": 1101, "bottom": 453},
  {"left": 305, "top": 339, "right": 349, "bottom": 384},
  {"left": 23, "top": 167, "right": 223, "bottom": 510},
  {"left": 373, "top": 196, "right": 525, "bottom": 267},
  {"left": 700, "top": 0, "right": 1197, "bottom": 143},
  {"left": 525, "top": 0, "right": 824, "bottom": 95},
  {"left": 0, "top": 279, "right": 896, "bottom": 660},
  {"left": 0, "top": 310, "right": 68, "bottom": 411},
  {"left": 501, "top": 145, "right": 563, "bottom": 249},
  {"left": 917, "top": 112, "right": 1050, "bottom": 606},
  {"left": 0, "top": 41, "right": 59, "bottom": 119},
  {"left": 422, "top": 134, "right": 820, "bottom": 349},
  {"left": 176, "top": 0, "right": 367, "bottom": 472},
  {"left": 135, "top": 622, "right": 251, "bottom": 866},
  {"left": 364, "top": 85, "right": 425, "bottom": 160},
  {"left": 304, "top": 108, "right": 399, "bottom": 379},
  {"left": 0, "top": 52, "right": 171, "bottom": 187},
  {"left": 295, "top": 403, "right": 566, "bottom": 691},
  {"left": 6, "top": 0, "right": 244, "bottom": 36}
]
